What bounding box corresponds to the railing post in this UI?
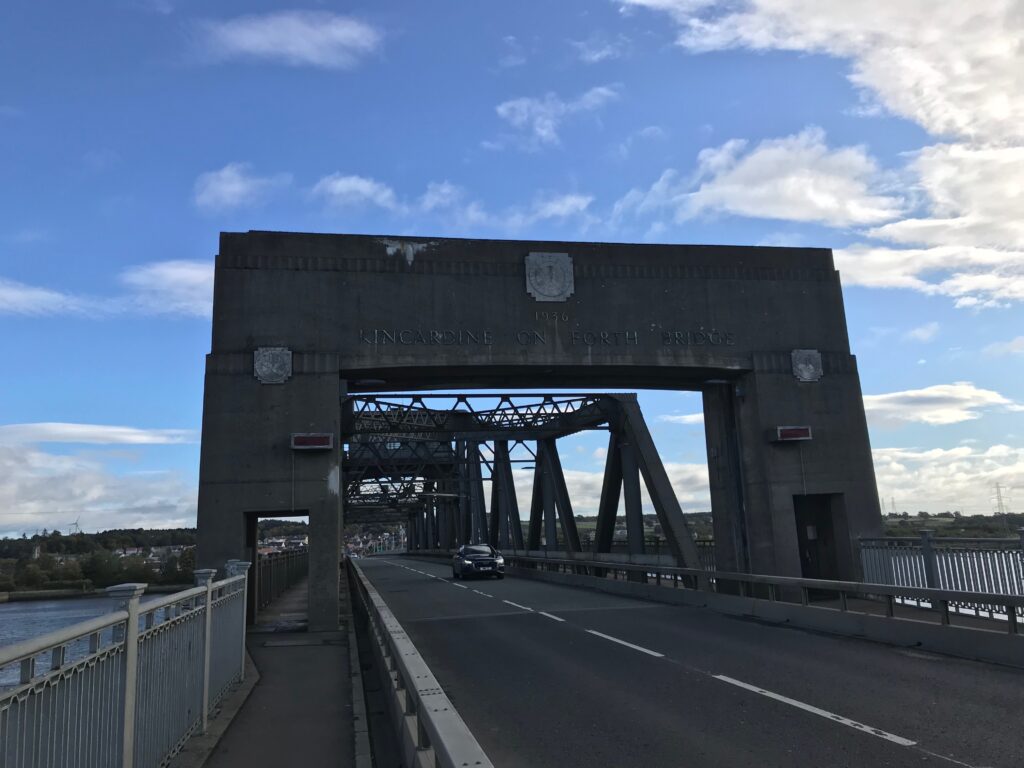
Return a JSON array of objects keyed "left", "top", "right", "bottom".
[
  {"left": 919, "top": 530, "right": 939, "bottom": 589},
  {"left": 194, "top": 568, "right": 217, "bottom": 734},
  {"left": 107, "top": 582, "right": 147, "bottom": 768},
  {"left": 1018, "top": 529, "right": 1024, "bottom": 596},
  {"left": 226, "top": 560, "right": 252, "bottom": 681}
]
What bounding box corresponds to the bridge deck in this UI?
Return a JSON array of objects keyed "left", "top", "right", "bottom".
[{"left": 361, "top": 557, "right": 1024, "bottom": 768}]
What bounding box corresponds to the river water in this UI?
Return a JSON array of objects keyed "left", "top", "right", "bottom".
[
  {"left": 0, "top": 595, "right": 170, "bottom": 690},
  {"left": 0, "top": 595, "right": 134, "bottom": 650}
]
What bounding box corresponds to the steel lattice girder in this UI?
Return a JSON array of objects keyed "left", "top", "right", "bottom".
[
  {"left": 341, "top": 393, "right": 703, "bottom": 571},
  {"left": 341, "top": 393, "right": 612, "bottom": 440}
]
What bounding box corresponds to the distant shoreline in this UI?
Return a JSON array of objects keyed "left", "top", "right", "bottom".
[{"left": 0, "top": 583, "right": 193, "bottom": 604}]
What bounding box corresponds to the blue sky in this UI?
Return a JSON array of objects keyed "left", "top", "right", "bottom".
[{"left": 1, "top": 1, "right": 1022, "bottom": 536}]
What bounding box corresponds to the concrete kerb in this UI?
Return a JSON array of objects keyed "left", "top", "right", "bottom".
[
  {"left": 506, "top": 565, "right": 1024, "bottom": 670},
  {"left": 349, "top": 559, "right": 494, "bottom": 768},
  {"left": 348, "top": 609, "right": 373, "bottom": 768},
  {"left": 166, "top": 652, "right": 261, "bottom": 768}
]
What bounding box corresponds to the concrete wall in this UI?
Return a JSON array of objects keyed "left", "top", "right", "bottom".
[{"left": 197, "top": 231, "right": 883, "bottom": 627}]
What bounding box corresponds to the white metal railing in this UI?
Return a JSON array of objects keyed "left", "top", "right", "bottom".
[
  {"left": 0, "top": 560, "right": 250, "bottom": 768},
  {"left": 860, "top": 530, "right": 1024, "bottom": 616},
  {"left": 256, "top": 549, "right": 308, "bottom": 609}
]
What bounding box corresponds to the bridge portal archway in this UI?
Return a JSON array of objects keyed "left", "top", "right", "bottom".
[{"left": 197, "top": 232, "right": 883, "bottom": 630}]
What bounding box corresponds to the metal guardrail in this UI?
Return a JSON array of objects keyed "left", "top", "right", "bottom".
[
  {"left": 500, "top": 551, "right": 1023, "bottom": 635},
  {"left": 257, "top": 548, "right": 308, "bottom": 609},
  {"left": 348, "top": 558, "right": 493, "bottom": 768},
  {"left": 860, "top": 530, "right": 1024, "bottom": 616},
  {"left": 0, "top": 560, "right": 251, "bottom": 768}
]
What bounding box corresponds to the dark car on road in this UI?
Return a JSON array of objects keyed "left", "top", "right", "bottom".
[{"left": 452, "top": 544, "right": 505, "bottom": 579}]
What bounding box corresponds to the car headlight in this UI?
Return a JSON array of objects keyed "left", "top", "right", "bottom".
[{"left": 495, "top": 556, "right": 504, "bottom": 564}]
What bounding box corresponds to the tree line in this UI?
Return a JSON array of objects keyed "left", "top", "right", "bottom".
[{"left": 0, "top": 528, "right": 198, "bottom": 592}]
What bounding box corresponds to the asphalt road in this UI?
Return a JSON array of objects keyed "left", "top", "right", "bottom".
[{"left": 359, "top": 557, "right": 1024, "bottom": 768}]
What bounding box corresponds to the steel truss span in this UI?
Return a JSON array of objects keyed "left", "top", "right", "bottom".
[{"left": 342, "top": 393, "right": 702, "bottom": 570}]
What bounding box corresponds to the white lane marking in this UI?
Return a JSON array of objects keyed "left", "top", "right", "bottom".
[
  {"left": 502, "top": 600, "right": 534, "bottom": 611},
  {"left": 915, "top": 748, "right": 982, "bottom": 768},
  {"left": 585, "top": 630, "right": 664, "bottom": 658},
  {"left": 539, "top": 612, "right": 565, "bottom": 622},
  {"left": 472, "top": 590, "right": 493, "bottom": 597},
  {"left": 453, "top": 583, "right": 468, "bottom": 589},
  {"left": 711, "top": 675, "right": 916, "bottom": 747}
]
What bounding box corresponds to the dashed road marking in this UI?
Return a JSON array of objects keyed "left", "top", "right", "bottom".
[
  {"left": 585, "top": 630, "right": 664, "bottom": 658},
  {"left": 539, "top": 612, "right": 565, "bottom": 622},
  {"left": 711, "top": 675, "right": 916, "bottom": 747},
  {"left": 372, "top": 558, "right": 970, "bottom": 763},
  {"left": 502, "top": 600, "right": 533, "bottom": 611}
]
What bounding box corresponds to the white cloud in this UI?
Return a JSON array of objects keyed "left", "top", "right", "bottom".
[
  {"left": 0, "top": 277, "right": 90, "bottom": 316},
  {"left": 863, "top": 382, "right": 1020, "bottom": 427},
  {"left": 868, "top": 144, "right": 1024, "bottom": 250},
  {"left": 834, "top": 244, "right": 1024, "bottom": 308},
  {"left": 195, "top": 11, "right": 382, "bottom": 70},
  {"left": 624, "top": 1, "right": 1024, "bottom": 142},
  {"left": 498, "top": 35, "right": 527, "bottom": 68},
  {"left": 436, "top": 190, "right": 596, "bottom": 232},
  {"left": 0, "top": 423, "right": 195, "bottom": 445},
  {"left": 194, "top": 162, "right": 291, "bottom": 211},
  {"left": 418, "top": 181, "right": 462, "bottom": 212},
  {"left": 526, "top": 193, "right": 593, "bottom": 221},
  {"left": 495, "top": 85, "right": 620, "bottom": 148},
  {"left": 570, "top": 33, "right": 630, "bottom": 63},
  {"left": 835, "top": 144, "right": 1024, "bottom": 306},
  {"left": 312, "top": 175, "right": 594, "bottom": 232},
  {"left": 0, "top": 262, "right": 213, "bottom": 319},
  {"left": 119, "top": 260, "right": 214, "bottom": 317},
  {"left": 984, "top": 336, "right": 1024, "bottom": 357},
  {"left": 312, "top": 173, "right": 403, "bottom": 212},
  {"left": 622, "top": 2, "right": 1024, "bottom": 307},
  {"left": 873, "top": 443, "right": 1024, "bottom": 515},
  {"left": 0, "top": 445, "right": 196, "bottom": 537},
  {"left": 142, "top": 0, "right": 174, "bottom": 15},
  {"left": 615, "top": 127, "right": 904, "bottom": 227},
  {"left": 615, "top": 125, "right": 666, "bottom": 159},
  {"left": 902, "top": 322, "right": 939, "bottom": 343},
  {"left": 659, "top": 413, "right": 704, "bottom": 425}
]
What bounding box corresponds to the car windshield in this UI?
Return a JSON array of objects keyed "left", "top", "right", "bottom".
[{"left": 464, "top": 546, "right": 493, "bottom": 556}]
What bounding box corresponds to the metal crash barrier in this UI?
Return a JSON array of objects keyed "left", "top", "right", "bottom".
[
  {"left": 0, "top": 560, "right": 250, "bottom": 768},
  {"left": 348, "top": 559, "right": 493, "bottom": 768},
  {"left": 401, "top": 548, "right": 1024, "bottom": 669}
]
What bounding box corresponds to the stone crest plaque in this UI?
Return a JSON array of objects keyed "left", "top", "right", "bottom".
[
  {"left": 254, "top": 347, "right": 292, "bottom": 384},
  {"left": 791, "top": 349, "right": 823, "bottom": 382},
  {"left": 525, "top": 252, "right": 574, "bottom": 302}
]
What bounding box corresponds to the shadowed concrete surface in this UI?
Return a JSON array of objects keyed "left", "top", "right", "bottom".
[
  {"left": 204, "top": 580, "right": 354, "bottom": 768},
  {"left": 361, "top": 558, "right": 1024, "bottom": 768}
]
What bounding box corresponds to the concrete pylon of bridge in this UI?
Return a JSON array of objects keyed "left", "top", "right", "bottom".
[
  {"left": 197, "top": 362, "right": 342, "bottom": 632},
  {"left": 196, "top": 231, "right": 884, "bottom": 619}
]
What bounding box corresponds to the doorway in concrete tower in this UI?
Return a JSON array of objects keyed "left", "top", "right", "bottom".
[
  {"left": 793, "top": 494, "right": 841, "bottom": 581},
  {"left": 244, "top": 511, "right": 310, "bottom": 624}
]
